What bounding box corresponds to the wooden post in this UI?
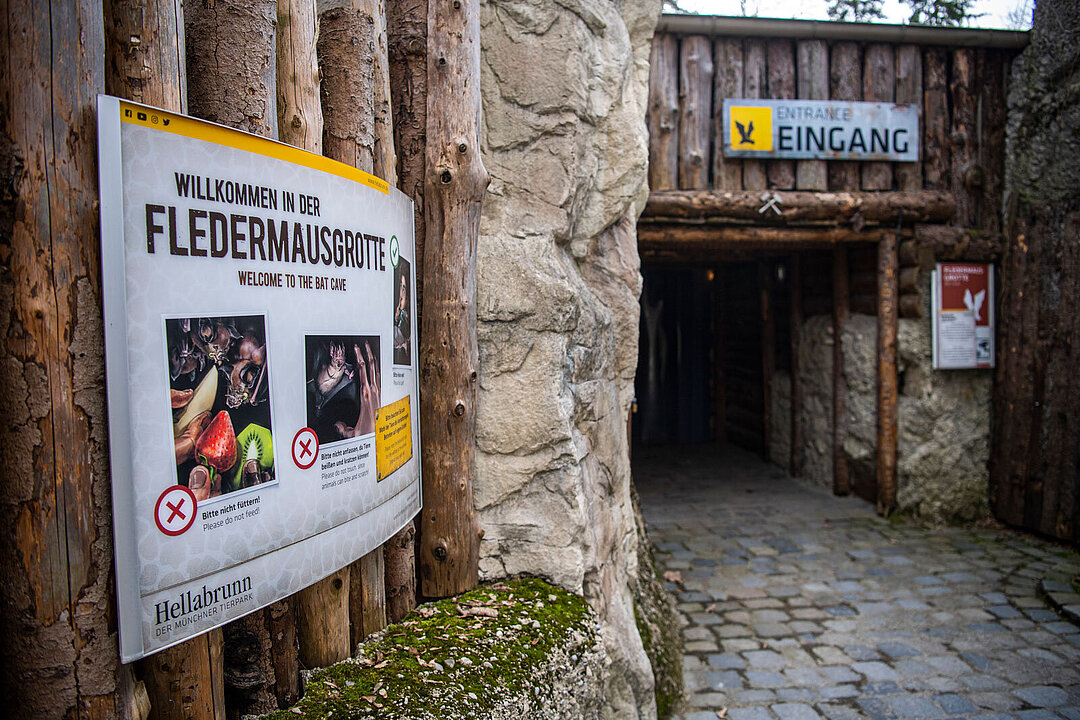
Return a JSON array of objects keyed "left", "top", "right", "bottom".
[
  {"left": 743, "top": 39, "right": 767, "bottom": 190},
  {"left": 923, "top": 49, "right": 950, "bottom": 192},
  {"left": 418, "top": 0, "right": 487, "bottom": 597},
  {"left": 832, "top": 248, "right": 851, "bottom": 496},
  {"left": 679, "top": 35, "right": 713, "bottom": 190},
  {"left": 759, "top": 262, "right": 775, "bottom": 462},
  {"left": 713, "top": 38, "right": 744, "bottom": 190},
  {"left": 828, "top": 41, "right": 861, "bottom": 191},
  {"left": 277, "top": 0, "right": 323, "bottom": 153},
  {"left": 141, "top": 630, "right": 226, "bottom": 720},
  {"left": 795, "top": 40, "right": 827, "bottom": 191},
  {"left": 297, "top": 572, "right": 350, "bottom": 667},
  {"left": 876, "top": 231, "right": 899, "bottom": 516},
  {"left": 862, "top": 44, "right": 894, "bottom": 191},
  {"left": 648, "top": 34, "right": 679, "bottom": 191},
  {"left": 894, "top": 45, "right": 923, "bottom": 192},
  {"left": 385, "top": 0, "right": 425, "bottom": 623},
  {"left": 950, "top": 48, "right": 978, "bottom": 227},
  {"left": 766, "top": 40, "right": 795, "bottom": 190},
  {"left": 789, "top": 255, "right": 803, "bottom": 477}
]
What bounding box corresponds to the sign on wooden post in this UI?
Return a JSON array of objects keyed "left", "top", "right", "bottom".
[{"left": 97, "top": 97, "right": 421, "bottom": 662}]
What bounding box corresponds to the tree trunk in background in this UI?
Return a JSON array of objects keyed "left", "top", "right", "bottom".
[{"left": 418, "top": 0, "right": 487, "bottom": 597}]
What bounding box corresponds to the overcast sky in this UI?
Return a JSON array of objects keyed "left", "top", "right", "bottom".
[{"left": 673, "top": 0, "right": 1032, "bottom": 29}]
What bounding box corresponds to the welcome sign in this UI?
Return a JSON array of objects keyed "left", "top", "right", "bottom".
[{"left": 722, "top": 99, "right": 919, "bottom": 162}]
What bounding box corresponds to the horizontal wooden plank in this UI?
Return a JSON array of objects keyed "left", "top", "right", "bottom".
[{"left": 644, "top": 190, "right": 954, "bottom": 224}]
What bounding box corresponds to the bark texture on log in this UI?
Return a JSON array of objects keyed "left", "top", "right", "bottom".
[
  {"left": 643, "top": 190, "right": 954, "bottom": 224},
  {"left": 832, "top": 248, "right": 850, "bottom": 496},
  {"left": 912, "top": 224, "right": 1005, "bottom": 261},
  {"left": 638, "top": 224, "right": 911, "bottom": 251},
  {"left": 742, "top": 39, "right": 767, "bottom": 191},
  {"left": 876, "top": 231, "right": 899, "bottom": 516},
  {"left": 105, "top": 0, "right": 187, "bottom": 111},
  {"left": 766, "top": 40, "right": 795, "bottom": 190},
  {"left": 713, "top": 38, "right": 743, "bottom": 190},
  {"left": 894, "top": 45, "right": 923, "bottom": 192},
  {"left": 977, "top": 50, "right": 1006, "bottom": 237},
  {"left": 0, "top": 2, "right": 139, "bottom": 717},
  {"left": 679, "top": 35, "right": 714, "bottom": 190},
  {"left": 384, "top": 521, "right": 417, "bottom": 621},
  {"left": 222, "top": 613, "right": 279, "bottom": 716},
  {"left": 950, "top": 48, "right": 977, "bottom": 227},
  {"left": 142, "top": 630, "right": 225, "bottom": 720},
  {"left": 276, "top": 0, "right": 323, "bottom": 153},
  {"left": 862, "top": 44, "right": 894, "bottom": 191},
  {"left": 419, "top": 0, "right": 487, "bottom": 597},
  {"left": 923, "top": 48, "right": 950, "bottom": 192},
  {"left": 796, "top": 40, "right": 827, "bottom": 191},
  {"left": 648, "top": 33, "right": 679, "bottom": 191},
  {"left": 319, "top": 7, "right": 376, "bottom": 173},
  {"left": 351, "top": 548, "right": 387, "bottom": 643},
  {"left": 186, "top": 0, "right": 277, "bottom": 138},
  {"left": 828, "top": 41, "right": 861, "bottom": 191},
  {"left": 297, "top": 569, "right": 350, "bottom": 668},
  {"left": 365, "top": 0, "right": 397, "bottom": 184}
]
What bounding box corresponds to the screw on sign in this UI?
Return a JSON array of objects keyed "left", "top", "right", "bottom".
[
  {"left": 155, "top": 485, "right": 198, "bottom": 536},
  {"left": 292, "top": 427, "right": 319, "bottom": 469}
]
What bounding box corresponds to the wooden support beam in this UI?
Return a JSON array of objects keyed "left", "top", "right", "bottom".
[
  {"left": 862, "top": 44, "right": 895, "bottom": 191},
  {"left": 679, "top": 35, "right": 713, "bottom": 190},
  {"left": 789, "top": 256, "right": 803, "bottom": 477},
  {"left": 643, "top": 190, "right": 955, "bottom": 224},
  {"left": 913, "top": 224, "right": 1005, "bottom": 262},
  {"left": 876, "top": 231, "right": 899, "bottom": 516},
  {"left": 638, "top": 223, "right": 912, "bottom": 252},
  {"left": 828, "top": 41, "right": 861, "bottom": 191},
  {"left": 298, "top": 571, "right": 350, "bottom": 668},
  {"left": 900, "top": 293, "right": 923, "bottom": 319},
  {"left": 832, "top": 249, "right": 851, "bottom": 496},
  {"left": 648, "top": 34, "right": 679, "bottom": 191},
  {"left": 743, "top": 39, "right": 767, "bottom": 190},
  {"left": 141, "top": 630, "right": 226, "bottom": 720},
  {"left": 796, "top": 40, "right": 828, "bottom": 191},
  {"left": 950, "top": 48, "right": 978, "bottom": 227},
  {"left": 419, "top": 0, "right": 486, "bottom": 597},
  {"left": 923, "top": 48, "right": 950, "bottom": 191},
  {"left": 277, "top": 0, "right": 323, "bottom": 153},
  {"left": 760, "top": 262, "right": 775, "bottom": 462},
  {"left": 894, "top": 45, "right": 923, "bottom": 192},
  {"left": 713, "top": 39, "right": 744, "bottom": 190},
  {"left": 766, "top": 40, "right": 796, "bottom": 190},
  {"left": 351, "top": 548, "right": 387, "bottom": 645}
]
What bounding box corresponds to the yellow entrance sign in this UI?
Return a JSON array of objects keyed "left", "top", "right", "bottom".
[
  {"left": 729, "top": 105, "right": 773, "bottom": 152},
  {"left": 375, "top": 396, "right": 412, "bottom": 481}
]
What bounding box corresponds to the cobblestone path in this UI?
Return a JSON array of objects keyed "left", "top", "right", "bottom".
[{"left": 634, "top": 444, "right": 1080, "bottom": 720}]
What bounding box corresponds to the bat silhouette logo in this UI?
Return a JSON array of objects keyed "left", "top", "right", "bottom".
[
  {"left": 964, "top": 288, "right": 986, "bottom": 321},
  {"left": 735, "top": 120, "right": 755, "bottom": 145}
]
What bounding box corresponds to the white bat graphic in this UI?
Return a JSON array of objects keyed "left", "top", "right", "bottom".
[{"left": 964, "top": 288, "right": 986, "bottom": 321}]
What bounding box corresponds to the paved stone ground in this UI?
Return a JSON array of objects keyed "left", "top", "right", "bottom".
[{"left": 634, "top": 444, "right": 1080, "bottom": 720}]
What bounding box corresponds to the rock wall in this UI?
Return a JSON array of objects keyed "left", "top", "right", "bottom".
[{"left": 474, "top": 1, "right": 661, "bottom": 718}]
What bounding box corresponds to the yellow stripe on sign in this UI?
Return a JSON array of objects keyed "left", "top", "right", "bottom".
[
  {"left": 375, "top": 396, "right": 413, "bottom": 482},
  {"left": 118, "top": 100, "right": 389, "bottom": 195}
]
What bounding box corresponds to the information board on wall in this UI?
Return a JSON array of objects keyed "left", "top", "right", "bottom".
[
  {"left": 931, "top": 262, "right": 995, "bottom": 369},
  {"left": 722, "top": 99, "right": 919, "bottom": 162},
  {"left": 97, "top": 96, "right": 421, "bottom": 662}
]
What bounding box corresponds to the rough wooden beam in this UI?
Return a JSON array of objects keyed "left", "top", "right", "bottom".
[
  {"left": 913, "top": 224, "right": 1005, "bottom": 261},
  {"left": 832, "top": 248, "right": 851, "bottom": 496},
  {"left": 713, "top": 38, "right": 744, "bottom": 190},
  {"left": 141, "top": 630, "right": 226, "bottom": 720},
  {"left": 298, "top": 570, "right": 350, "bottom": 668},
  {"left": 877, "top": 231, "right": 899, "bottom": 516},
  {"left": 638, "top": 224, "right": 911, "bottom": 251},
  {"left": 894, "top": 45, "right": 923, "bottom": 192},
  {"left": 796, "top": 40, "right": 828, "bottom": 191},
  {"left": 648, "top": 33, "right": 679, "bottom": 191},
  {"left": 277, "top": 0, "right": 323, "bottom": 153},
  {"left": 743, "top": 39, "right": 767, "bottom": 190},
  {"left": 643, "top": 190, "right": 954, "bottom": 224},
  {"left": 923, "top": 48, "right": 950, "bottom": 191},
  {"left": 419, "top": 0, "right": 487, "bottom": 597},
  {"left": 766, "top": 40, "right": 795, "bottom": 190},
  {"left": 862, "top": 44, "right": 895, "bottom": 191},
  {"left": 319, "top": 5, "right": 376, "bottom": 173},
  {"left": 679, "top": 35, "right": 713, "bottom": 189},
  {"left": 105, "top": 0, "right": 187, "bottom": 111},
  {"left": 950, "top": 48, "right": 978, "bottom": 227},
  {"left": 828, "top": 41, "right": 861, "bottom": 191}
]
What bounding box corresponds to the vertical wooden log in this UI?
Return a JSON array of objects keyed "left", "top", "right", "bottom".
[
  {"left": 766, "top": 40, "right": 795, "bottom": 190},
  {"left": 743, "top": 39, "right": 767, "bottom": 190},
  {"left": 894, "top": 45, "right": 923, "bottom": 192},
  {"left": 679, "top": 35, "right": 714, "bottom": 189},
  {"left": 419, "top": 0, "right": 487, "bottom": 597},
  {"left": 365, "top": 0, "right": 397, "bottom": 184},
  {"left": 277, "top": 0, "right": 323, "bottom": 153},
  {"left": 0, "top": 2, "right": 137, "bottom": 717},
  {"left": 789, "top": 256, "right": 803, "bottom": 476},
  {"left": 142, "top": 630, "right": 225, "bottom": 720},
  {"left": 977, "top": 50, "right": 1006, "bottom": 236},
  {"left": 297, "top": 571, "right": 350, "bottom": 667},
  {"left": 319, "top": 6, "right": 376, "bottom": 173},
  {"left": 950, "top": 49, "right": 978, "bottom": 227},
  {"left": 862, "top": 44, "right": 894, "bottom": 191},
  {"left": 795, "top": 40, "right": 827, "bottom": 191},
  {"left": 923, "top": 49, "right": 950, "bottom": 192},
  {"left": 876, "top": 231, "right": 899, "bottom": 516},
  {"left": 759, "top": 262, "right": 775, "bottom": 462},
  {"left": 186, "top": 0, "right": 277, "bottom": 138},
  {"left": 832, "top": 248, "right": 851, "bottom": 496},
  {"left": 648, "top": 34, "right": 679, "bottom": 191},
  {"left": 352, "top": 549, "right": 387, "bottom": 642},
  {"left": 386, "top": 0, "right": 425, "bottom": 623},
  {"left": 105, "top": 0, "right": 187, "bottom": 111},
  {"left": 828, "top": 41, "right": 861, "bottom": 191},
  {"left": 713, "top": 38, "right": 744, "bottom": 190},
  {"left": 712, "top": 268, "right": 727, "bottom": 441}
]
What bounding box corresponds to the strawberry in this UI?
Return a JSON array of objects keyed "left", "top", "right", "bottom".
[{"left": 195, "top": 410, "right": 238, "bottom": 473}]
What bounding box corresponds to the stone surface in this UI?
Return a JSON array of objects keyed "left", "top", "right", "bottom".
[
  {"left": 636, "top": 444, "right": 1080, "bottom": 720},
  {"left": 475, "top": 1, "right": 662, "bottom": 718}
]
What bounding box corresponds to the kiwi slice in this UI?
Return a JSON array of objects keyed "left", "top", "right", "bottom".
[{"left": 225, "top": 423, "right": 273, "bottom": 492}]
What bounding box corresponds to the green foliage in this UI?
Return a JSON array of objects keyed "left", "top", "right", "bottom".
[
  {"left": 827, "top": 0, "right": 885, "bottom": 22},
  {"left": 902, "top": 0, "right": 982, "bottom": 26}
]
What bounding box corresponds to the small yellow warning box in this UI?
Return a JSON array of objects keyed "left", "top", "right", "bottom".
[
  {"left": 375, "top": 396, "right": 412, "bottom": 482},
  {"left": 729, "top": 105, "right": 773, "bottom": 152}
]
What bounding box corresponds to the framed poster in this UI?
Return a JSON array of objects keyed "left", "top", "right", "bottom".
[
  {"left": 97, "top": 96, "right": 421, "bottom": 661},
  {"left": 931, "top": 262, "right": 995, "bottom": 370}
]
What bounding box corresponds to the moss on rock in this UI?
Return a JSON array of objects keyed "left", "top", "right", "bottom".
[{"left": 264, "top": 577, "right": 603, "bottom": 720}]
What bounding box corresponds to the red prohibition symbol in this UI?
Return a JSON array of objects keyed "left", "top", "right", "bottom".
[
  {"left": 292, "top": 427, "right": 319, "bottom": 469},
  {"left": 155, "top": 485, "right": 198, "bottom": 536}
]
